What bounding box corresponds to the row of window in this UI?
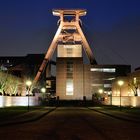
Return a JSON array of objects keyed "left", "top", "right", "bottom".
[
  {"left": 0, "top": 60, "right": 10, "bottom": 63},
  {"left": 66, "top": 61, "right": 73, "bottom": 78},
  {"left": 90, "top": 68, "right": 116, "bottom": 73},
  {"left": 66, "top": 61, "right": 74, "bottom": 95},
  {"left": 91, "top": 84, "right": 112, "bottom": 88}
]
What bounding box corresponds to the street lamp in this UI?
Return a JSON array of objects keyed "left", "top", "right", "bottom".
[
  {"left": 41, "top": 87, "right": 46, "bottom": 98},
  {"left": 98, "top": 89, "right": 103, "bottom": 94},
  {"left": 108, "top": 91, "right": 112, "bottom": 106},
  {"left": 98, "top": 89, "right": 103, "bottom": 101},
  {"left": 118, "top": 80, "right": 124, "bottom": 111},
  {"left": 41, "top": 87, "right": 46, "bottom": 93},
  {"left": 26, "top": 80, "right": 32, "bottom": 111}
]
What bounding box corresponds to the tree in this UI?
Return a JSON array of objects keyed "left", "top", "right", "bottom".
[
  {"left": 0, "top": 71, "right": 8, "bottom": 94},
  {"left": 128, "top": 78, "right": 140, "bottom": 96},
  {"left": 8, "top": 75, "right": 19, "bottom": 95},
  {"left": 0, "top": 70, "right": 23, "bottom": 95}
]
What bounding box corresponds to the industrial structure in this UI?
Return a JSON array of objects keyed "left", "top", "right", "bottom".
[
  {"left": 0, "top": 9, "right": 132, "bottom": 103},
  {"left": 34, "top": 9, "right": 130, "bottom": 100},
  {"left": 34, "top": 9, "right": 97, "bottom": 84}
]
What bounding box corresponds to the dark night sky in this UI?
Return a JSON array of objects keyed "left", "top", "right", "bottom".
[{"left": 0, "top": 0, "right": 140, "bottom": 70}]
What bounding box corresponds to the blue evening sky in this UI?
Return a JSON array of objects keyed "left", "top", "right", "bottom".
[{"left": 0, "top": 0, "right": 140, "bottom": 70}]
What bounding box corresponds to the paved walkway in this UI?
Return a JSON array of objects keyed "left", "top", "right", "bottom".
[
  {"left": 0, "top": 107, "right": 140, "bottom": 140},
  {"left": 1, "top": 106, "right": 140, "bottom": 126}
]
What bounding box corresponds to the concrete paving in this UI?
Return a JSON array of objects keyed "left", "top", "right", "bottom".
[{"left": 0, "top": 107, "right": 140, "bottom": 140}]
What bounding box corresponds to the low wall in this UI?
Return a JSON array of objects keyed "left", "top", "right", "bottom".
[
  {"left": 0, "top": 96, "right": 39, "bottom": 107},
  {"left": 103, "top": 96, "right": 140, "bottom": 107}
]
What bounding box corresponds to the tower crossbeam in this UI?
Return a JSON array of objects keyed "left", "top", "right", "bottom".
[{"left": 34, "top": 9, "right": 97, "bottom": 83}]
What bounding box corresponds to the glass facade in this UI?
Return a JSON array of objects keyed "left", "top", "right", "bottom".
[
  {"left": 57, "top": 45, "right": 82, "bottom": 57},
  {"left": 90, "top": 68, "right": 116, "bottom": 73},
  {"left": 90, "top": 67, "right": 117, "bottom": 95},
  {"left": 66, "top": 61, "right": 74, "bottom": 95},
  {"left": 66, "top": 48, "right": 73, "bottom": 57},
  {"left": 66, "top": 79, "right": 73, "bottom": 95}
]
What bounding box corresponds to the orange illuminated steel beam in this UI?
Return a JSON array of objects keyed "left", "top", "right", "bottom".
[
  {"left": 34, "top": 9, "right": 96, "bottom": 83},
  {"left": 34, "top": 23, "right": 63, "bottom": 83}
]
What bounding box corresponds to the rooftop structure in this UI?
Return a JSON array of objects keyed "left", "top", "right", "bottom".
[{"left": 53, "top": 9, "right": 87, "bottom": 16}]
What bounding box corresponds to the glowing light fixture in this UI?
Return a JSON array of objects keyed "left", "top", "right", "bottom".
[
  {"left": 26, "top": 80, "right": 32, "bottom": 111},
  {"left": 41, "top": 87, "right": 46, "bottom": 93},
  {"left": 117, "top": 80, "right": 124, "bottom": 111},
  {"left": 98, "top": 89, "right": 103, "bottom": 94},
  {"left": 26, "top": 80, "right": 32, "bottom": 87},
  {"left": 134, "top": 77, "right": 136, "bottom": 84},
  {"left": 118, "top": 80, "right": 124, "bottom": 86}
]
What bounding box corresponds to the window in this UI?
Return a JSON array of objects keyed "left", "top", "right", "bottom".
[
  {"left": 66, "top": 48, "right": 73, "bottom": 57},
  {"left": 66, "top": 61, "right": 73, "bottom": 78},
  {"left": 91, "top": 84, "right": 103, "bottom": 87},
  {"left": 57, "top": 45, "right": 82, "bottom": 57},
  {"left": 7, "top": 60, "right": 9, "bottom": 63},
  {"left": 91, "top": 68, "right": 116, "bottom": 73},
  {"left": 66, "top": 61, "right": 74, "bottom": 95},
  {"left": 67, "top": 73, "right": 73, "bottom": 78},
  {"left": 104, "top": 84, "right": 112, "bottom": 88},
  {"left": 66, "top": 79, "right": 73, "bottom": 95},
  {"left": 90, "top": 68, "right": 102, "bottom": 72},
  {"left": 103, "top": 68, "right": 115, "bottom": 73},
  {"left": 107, "top": 77, "right": 115, "bottom": 80}
]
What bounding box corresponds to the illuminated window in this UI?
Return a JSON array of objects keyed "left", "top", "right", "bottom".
[
  {"left": 90, "top": 68, "right": 102, "bottom": 72},
  {"left": 104, "top": 84, "right": 112, "bottom": 88},
  {"left": 66, "top": 61, "right": 73, "bottom": 78},
  {"left": 91, "top": 84, "right": 103, "bottom": 87},
  {"left": 90, "top": 68, "right": 116, "bottom": 73},
  {"left": 107, "top": 77, "right": 115, "bottom": 80},
  {"left": 67, "top": 48, "right": 73, "bottom": 56},
  {"left": 103, "top": 68, "right": 115, "bottom": 73},
  {"left": 66, "top": 79, "right": 73, "bottom": 95},
  {"left": 57, "top": 45, "right": 82, "bottom": 57},
  {"left": 7, "top": 60, "right": 9, "bottom": 63},
  {"left": 66, "top": 61, "right": 74, "bottom": 95}
]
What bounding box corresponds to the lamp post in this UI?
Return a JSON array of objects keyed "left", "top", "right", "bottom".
[
  {"left": 41, "top": 87, "right": 46, "bottom": 98},
  {"left": 98, "top": 89, "right": 103, "bottom": 94},
  {"left": 26, "top": 80, "right": 32, "bottom": 111},
  {"left": 118, "top": 80, "right": 124, "bottom": 111},
  {"left": 41, "top": 87, "right": 46, "bottom": 105},
  {"left": 98, "top": 89, "right": 103, "bottom": 102},
  {"left": 108, "top": 91, "right": 112, "bottom": 106}
]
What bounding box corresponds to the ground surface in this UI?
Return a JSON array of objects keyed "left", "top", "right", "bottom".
[{"left": 0, "top": 107, "right": 140, "bottom": 140}]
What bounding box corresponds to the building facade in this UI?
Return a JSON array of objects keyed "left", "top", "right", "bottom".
[
  {"left": 112, "top": 68, "right": 140, "bottom": 97},
  {"left": 56, "top": 44, "right": 131, "bottom": 100}
]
